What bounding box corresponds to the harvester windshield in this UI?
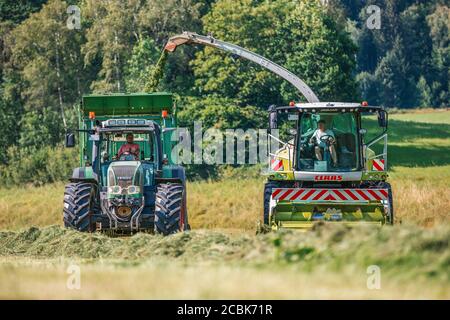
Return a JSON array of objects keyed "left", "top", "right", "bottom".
[{"left": 298, "top": 112, "right": 359, "bottom": 172}]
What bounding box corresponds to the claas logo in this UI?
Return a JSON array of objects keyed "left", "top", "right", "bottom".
[{"left": 314, "top": 175, "right": 343, "bottom": 181}]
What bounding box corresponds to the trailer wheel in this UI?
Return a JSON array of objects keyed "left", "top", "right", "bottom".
[
  {"left": 263, "top": 181, "right": 280, "bottom": 226},
  {"left": 154, "top": 183, "right": 187, "bottom": 235},
  {"left": 63, "top": 182, "right": 98, "bottom": 232}
]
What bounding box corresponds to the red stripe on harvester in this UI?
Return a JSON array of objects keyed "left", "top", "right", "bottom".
[
  {"left": 313, "top": 189, "right": 327, "bottom": 200},
  {"left": 279, "top": 189, "right": 294, "bottom": 201},
  {"left": 372, "top": 160, "right": 383, "bottom": 171},
  {"left": 367, "top": 189, "right": 381, "bottom": 200},
  {"left": 271, "top": 189, "right": 282, "bottom": 199},
  {"left": 272, "top": 160, "right": 283, "bottom": 171},
  {"left": 344, "top": 189, "right": 359, "bottom": 201},
  {"left": 290, "top": 189, "right": 305, "bottom": 201},
  {"left": 324, "top": 193, "right": 336, "bottom": 201},
  {"left": 333, "top": 189, "right": 347, "bottom": 201},
  {"left": 378, "top": 189, "right": 389, "bottom": 199},
  {"left": 355, "top": 189, "right": 371, "bottom": 201},
  {"left": 301, "top": 189, "right": 316, "bottom": 200}
]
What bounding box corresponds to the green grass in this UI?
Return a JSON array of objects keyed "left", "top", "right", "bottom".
[
  {"left": 0, "top": 224, "right": 449, "bottom": 299},
  {"left": 389, "top": 109, "right": 450, "bottom": 124},
  {"left": 363, "top": 110, "right": 450, "bottom": 167},
  {"left": 0, "top": 109, "right": 449, "bottom": 299}
]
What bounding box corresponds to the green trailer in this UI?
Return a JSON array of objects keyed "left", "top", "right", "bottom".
[{"left": 63, "top": 92, "right": 189, "bottom": 235}]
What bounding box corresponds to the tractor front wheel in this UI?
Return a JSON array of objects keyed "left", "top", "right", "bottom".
[
  {"left": 63, "top": 182, "right": 98, "bottom": 232},
  {"left": 154, "top": 183, "right": 187, "bottom": 235}
]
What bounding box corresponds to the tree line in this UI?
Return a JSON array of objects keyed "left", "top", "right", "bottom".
[{"left": 0, "top": 0, "right": 448, "bottom": 184}]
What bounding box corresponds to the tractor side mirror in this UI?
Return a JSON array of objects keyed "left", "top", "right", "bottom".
[
  {"left": 65, "top": 132, "right": 75, "bottom": 148},
  {"left": 378, "top": 110, "right": 388, "bottom": 128}
]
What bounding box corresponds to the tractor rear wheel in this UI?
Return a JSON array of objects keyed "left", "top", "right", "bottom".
[
  {"left": 63, "top": 182, "right": 98, "bottom": 232},
  {"left": 263, "top": 181, "right": 280, "bottom": 225},
  {"left": 154, "top": 183, "right": 187, "bottom": 235}
]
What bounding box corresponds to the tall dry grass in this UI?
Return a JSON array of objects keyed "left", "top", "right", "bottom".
[
  {"left": 390, "top": 166, "right": 450, "bottom": 227},
  {"left": 0, "top": 165, "right": 448, "bottom": 231},
  {"left": 2, "top": 257, "right": 448, "bottom": 299},
  {"left": 0, "top": 183, "right": 65, "bottom": 230},
  {"left": 187, "top": 177, "right": 264, "bottom": 232}
]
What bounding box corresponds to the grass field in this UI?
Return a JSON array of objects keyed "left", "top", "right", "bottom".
[{"left": 0, "top": 109, "right": 449, "bottom": 299}]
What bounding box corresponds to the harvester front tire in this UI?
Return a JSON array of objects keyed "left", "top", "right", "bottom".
[
  {"left": 383, "top": 182, "right": 394, "bottom": 224},
  {"left": 154, "top": 183, "right": 187, "bottom": 236},
  {"left": 263, "top": 181, "right": 280, "bottom": 225},
  {"left": 63, "top": 182, "right": 98, "bottom": 232}
]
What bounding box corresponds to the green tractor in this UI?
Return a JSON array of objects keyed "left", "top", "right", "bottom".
[
  {"left": 265, "top": 102, "right": 393, "bottom": 230},
  {"left": 63, "top": 93, "right": 189, "bottom": 235}
]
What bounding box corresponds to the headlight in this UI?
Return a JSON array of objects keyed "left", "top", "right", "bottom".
[
  {"left": 127, "top": 186, "right": 140, "bottom": 195},
  {"left": 108, "top": 185, "right": 122, "bottom": 194}
]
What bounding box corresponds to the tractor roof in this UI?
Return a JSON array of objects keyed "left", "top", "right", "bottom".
[
  {"left": 98, "top": 118, "right": 160, "bottom": 134},
  {"left": 296, "top": 102, "right": 361, "bottom": 109},
  {"left": 273, "top": 102, "right": 384, "bottom": 113},
  {"left": 82, "top": 92, "right": 173, "bottom": 117}
]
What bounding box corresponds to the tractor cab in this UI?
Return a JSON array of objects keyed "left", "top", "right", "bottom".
[
  {"left": 95, "top": 119, "right": 161, "bottom": 225},
  {"left": 96, "top": 119, "right": 161, "bottom": 187},
  {"left": 99, "top": 119, "right": 161, "bottom": 162}
]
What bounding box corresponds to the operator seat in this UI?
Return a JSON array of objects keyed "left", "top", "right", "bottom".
[{"left": 336, "top": 133, "right": 356, "bottom": 167}]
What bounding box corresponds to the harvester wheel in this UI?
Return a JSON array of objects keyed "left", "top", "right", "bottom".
[
  {"left": 263, "top": 181, "right": 280, "bottom": 225},
  {"left": 383, "top": 182, "right": 394, "bottom": 224},
  {"left": 63, "top": 182, "right": 98, "bottom": 232},
  {"left": 154, "top": 183, "right": 187, "bottom": 235}
]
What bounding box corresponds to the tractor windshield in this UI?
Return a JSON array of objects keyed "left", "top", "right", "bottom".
[
  {"left": 100, "top": 131, "right": 158, "bottom": 162},
  {"left": 297, "top": 112, "right": 359, "bottom": 172}
]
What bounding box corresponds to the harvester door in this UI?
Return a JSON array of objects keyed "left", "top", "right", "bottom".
[
  {"left": 361, "top": 114, "right": 388, "bottom": 172},
  {"left": 267, "top": 109, "right": 297, "bottom": 173}
]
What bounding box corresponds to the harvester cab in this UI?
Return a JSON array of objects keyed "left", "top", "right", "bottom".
[
  {"left": 265, "top": 102, "right": 393, "bottom": 230},
  {"left": 63, "top": 93, "right": 188, "bottom": 235}
]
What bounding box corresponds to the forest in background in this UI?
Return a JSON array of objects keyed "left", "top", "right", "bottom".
[{"left": 0, "top": 0, "right": 448, "bottom": 184}]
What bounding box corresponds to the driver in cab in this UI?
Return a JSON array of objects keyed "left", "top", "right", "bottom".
[
  {"left": 309, "top": 120, "right": 338, "bottom": 166},
  {"left": 118, "top": 133, "right": 140, "bottom": 160}
]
